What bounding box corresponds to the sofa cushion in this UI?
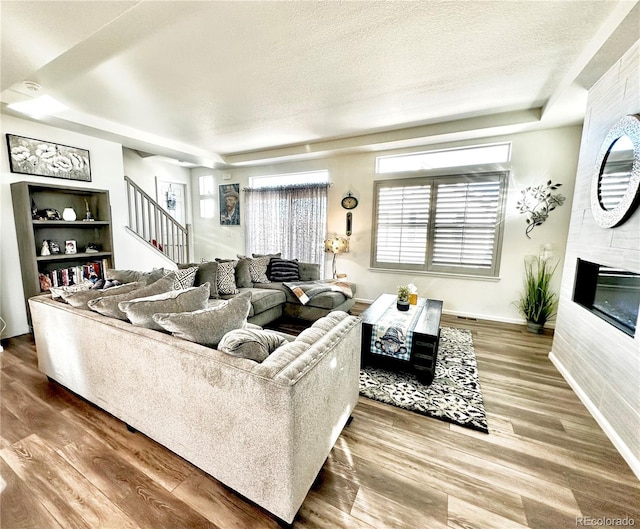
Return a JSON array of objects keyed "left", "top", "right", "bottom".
[
  {"left": 119, "top": 283, "right": 210, "bottom": 330},
  {"left": 61, "top": 282, "right": 142, "bottom": 309},
  {"left": 218, "top": 328, "right": 288, "bottom": 362},
  {"left": 179, "top": 261, "right": 219, "bottom": 299},
  {"left": 216, "top": 260, "right": 239, "bottom": 294},
  {"left": 105, "top": 268, "right": 167, "bottom": 285},
  {"left": 226, "top": 287, "right": 286, "bottom": 317},
  {"left": 258, "top": 281, "right": 356, "bottom": 309},
  {"left": 298, "top": 262, "right": 320, "bottom": 281},
  {"left": 153, "top": 291, "right": 252, "bottom": 347},
  {"left": 268, "top": 258, "right": 300, "bottom": 282},
  {"left": 87, "top": 273, "right": 176, "bottom": 320}
]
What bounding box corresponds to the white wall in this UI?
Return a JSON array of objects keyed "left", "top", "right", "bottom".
[
  {"left": 0, "top": 116, "right": 181, "bottom": 338},
  {"left": 550, "top": 40, "right": 640, "bottom": 478},
  {"left": 122, "top": 148, "right": 191, "bottom": 207},
  {"left": 191, "top": 125, "right": 581, "bottom": 324}
]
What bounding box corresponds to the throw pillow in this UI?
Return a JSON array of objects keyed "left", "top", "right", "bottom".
[
  {"left": 87, "top": 273, "right": 176, "bottom": 320},
  {"left": 118, "top": 283, "right": 210, "bottom": 330},
  {"left": 50, "top": 279, "right": 93, "bottom": 299},
  {"left": 247, "top": 256, "right": 271, "bottom": 284},
  {"left": 105, "top": 268, "right": 167, "bottom": 285},
  {"left": 268, "top": 258, "right": 300, "bottom": 282},
  {"left": 153, "top": 291, "right": 252, "bottom": 347},
  {"left": 252, "top": 252, "right": 282, "bottom": 258},
  {"left": 215, "top": 260, "right": 239, "bottom": 295},
  {"left": 173, "top": 266, "right": 197, "bottom": 289},
  {"left": 218, "top": 328, "right": 287, "bottom": 362},
  {"left": 61, "top": 282, "right": 142, "bottom": 310},
  {"left": 233, "top": 258, "right": 253, "bottom": 288},
  {"left": 178, "top": 261, "right": 219, "bottom": 298}
]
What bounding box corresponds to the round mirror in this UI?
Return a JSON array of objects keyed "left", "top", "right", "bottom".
[{"left": 591, "top": 114, "right": 640, "bottom": 228}]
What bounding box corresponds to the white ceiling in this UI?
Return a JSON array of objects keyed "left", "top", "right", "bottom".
[{"left": 1, "top": 0, "right": 639, "bottom": 168}]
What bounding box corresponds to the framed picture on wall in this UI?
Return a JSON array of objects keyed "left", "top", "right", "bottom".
[
  {"left": 6, "top": 134, "right": 91, "bottom": 182},
  {"left": 219, "top": 183, "right": 240, "bottom": 225}
]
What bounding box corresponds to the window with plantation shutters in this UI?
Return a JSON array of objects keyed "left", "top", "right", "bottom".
[
  {"left": 375, "top": 184, "right": 430, "bottom": 266},
  {"left": 372, "top": 172, "right": 507, "bottom": 277}
]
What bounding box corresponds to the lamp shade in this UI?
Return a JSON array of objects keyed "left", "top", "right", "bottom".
[{"left": 324, "top": 236, "right": 349, "bottom": 254}]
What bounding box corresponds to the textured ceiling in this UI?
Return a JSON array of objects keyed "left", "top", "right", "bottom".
[{"left": 1, "top": 1, "right": 638, "bottom": 167}]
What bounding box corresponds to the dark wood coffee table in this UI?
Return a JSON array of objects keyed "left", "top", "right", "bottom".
[{"left": 360, "top": 293, "right": 443, "bottom": 384}]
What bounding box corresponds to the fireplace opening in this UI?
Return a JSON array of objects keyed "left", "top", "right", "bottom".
[{"left": 573, "top": 259, "right": 640, "bottom": 337}]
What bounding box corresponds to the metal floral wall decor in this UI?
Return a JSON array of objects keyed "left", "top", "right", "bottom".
[
  {"left": 6, "top": 134, "right": 91, "bottom": 181},
  {"left": 517, "top": 180, "right": 565, "bottom": 238}
]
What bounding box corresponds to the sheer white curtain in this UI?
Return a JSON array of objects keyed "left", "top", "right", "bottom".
[{"left": 244, "top": 184, "right": 328, "bottom": 275}]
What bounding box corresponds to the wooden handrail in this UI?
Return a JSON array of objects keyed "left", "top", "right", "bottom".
[{"left": 124, "top": 176, "right": 189, "bottom": 264}]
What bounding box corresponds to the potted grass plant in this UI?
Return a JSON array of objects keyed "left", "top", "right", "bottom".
[
  {"left": 515, "top": 255, "right": 559, "bottom": 333},
  {"left": 397, "top": 285, "right": 410, "bottom": 311}
]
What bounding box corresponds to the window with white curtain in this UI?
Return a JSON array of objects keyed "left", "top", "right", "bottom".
[
  {"left": 372, "top": 172, "right": 508, "bottom": 277},
  {"left": 245, "top": 171, "right": 329, "bottom": 273}
]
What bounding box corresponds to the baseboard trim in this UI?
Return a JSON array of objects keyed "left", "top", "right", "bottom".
[{"left": 549, "top": 351, "right": 640, "bottom": 480}]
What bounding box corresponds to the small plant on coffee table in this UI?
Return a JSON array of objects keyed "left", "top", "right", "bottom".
[{"left": 397, "top": 285, "right": 410, "bottom": 311}]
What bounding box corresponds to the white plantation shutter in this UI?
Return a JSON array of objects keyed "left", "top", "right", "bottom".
[
  {"left": 432, "top": 178, "right": 502, "bottom": 272},
  {"left": 372, "top": 173, "right": 507, "bottom": 276},
  {"left": 375, "top": 185, "right": 430, "bottom": 267}
]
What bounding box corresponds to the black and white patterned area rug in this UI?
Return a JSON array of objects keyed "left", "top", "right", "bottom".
[{"left": 359, "top": 327, "right": 489, "bottom": 433}]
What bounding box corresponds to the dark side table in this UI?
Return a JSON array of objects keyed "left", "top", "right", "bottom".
[{"left": 360, "top": 293, "right": 443, "bottom": 385}]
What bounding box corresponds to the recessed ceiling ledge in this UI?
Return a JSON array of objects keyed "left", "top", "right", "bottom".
[{"left": 224, "top": 108, "right": 542, "bottom": 166}]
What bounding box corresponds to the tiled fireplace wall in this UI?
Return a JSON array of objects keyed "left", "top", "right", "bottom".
[{"left": 550, "top": 39, "right": 640, "bottom": 477}]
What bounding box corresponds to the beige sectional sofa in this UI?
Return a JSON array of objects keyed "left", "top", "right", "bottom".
[
  {"left": 177, "top": 258, "right": 357, "bottom": 327},
  {"left": 29, "top": 294, "right": 362, "bottom": 524}
]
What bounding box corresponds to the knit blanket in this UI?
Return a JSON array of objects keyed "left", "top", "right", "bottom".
[{"left": 284, "top": 280, "right": 353, "bottom": 305}]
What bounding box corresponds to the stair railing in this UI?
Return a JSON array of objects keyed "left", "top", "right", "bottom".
[{"left": 124, "top": 176, "right": 189, "bottom": 264}]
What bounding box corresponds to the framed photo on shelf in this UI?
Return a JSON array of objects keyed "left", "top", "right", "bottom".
[
  {"left": 219, "top": 183, "right": 240, "bottom": 225},
  {"left": 6, "top": 134, "right": 91, "bottom": 181},
  {"left": 65, "top": 240, "right": 77, "bottom": 254}
]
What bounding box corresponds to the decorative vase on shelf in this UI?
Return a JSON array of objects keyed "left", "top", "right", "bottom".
[{"left": 62, "top": 207, "right": 77, "bottom": 221}]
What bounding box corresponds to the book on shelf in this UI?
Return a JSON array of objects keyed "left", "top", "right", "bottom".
[{"left": 40, "top": 260, "right": 107, "bottom": 292}]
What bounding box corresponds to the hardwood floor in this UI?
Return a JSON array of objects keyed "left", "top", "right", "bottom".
[{"left": 2, "top": 308, "right": 638, "bottom": 528}]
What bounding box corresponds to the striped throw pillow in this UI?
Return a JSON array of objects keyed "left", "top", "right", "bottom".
[{"left": 268, "top": 258, "right": 300, "bottom": 282}]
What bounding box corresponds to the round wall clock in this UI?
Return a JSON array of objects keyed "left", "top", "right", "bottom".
[{"left": 341, "top": 192, "right": 358, "bottom": 210}]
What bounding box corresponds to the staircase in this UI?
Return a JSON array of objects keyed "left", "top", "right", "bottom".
[{"left": 124, "top": 176, "right": 189, "bottom": 264}]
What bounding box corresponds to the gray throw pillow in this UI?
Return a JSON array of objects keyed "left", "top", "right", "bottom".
[
  {"left": 105, "top": 268, "right": 167, "bottom": 285},
  {"left": 88, "top": 273, "right": 176, "bottom": 320},
  {"left": 234, "top": 258, "right": 253, "bottom": 288},
  {"left": 153, "top": 291, "right": 252, "bottom": 347},
  {"left": 178, "top": 261, "right": 219, "bottom": 298},
  {"left": 119, "top": 283, "right": 210, "bottom": 330},
  {"left": 218, "top": 328, "right": 288, "bottom": 362},
  {"left": 61, "top": 282, "right": 142, "bottom": 309}
]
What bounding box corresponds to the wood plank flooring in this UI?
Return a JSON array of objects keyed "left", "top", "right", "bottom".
[{"left": 1, "top": 307, "right": 638, "bottom": 528}]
